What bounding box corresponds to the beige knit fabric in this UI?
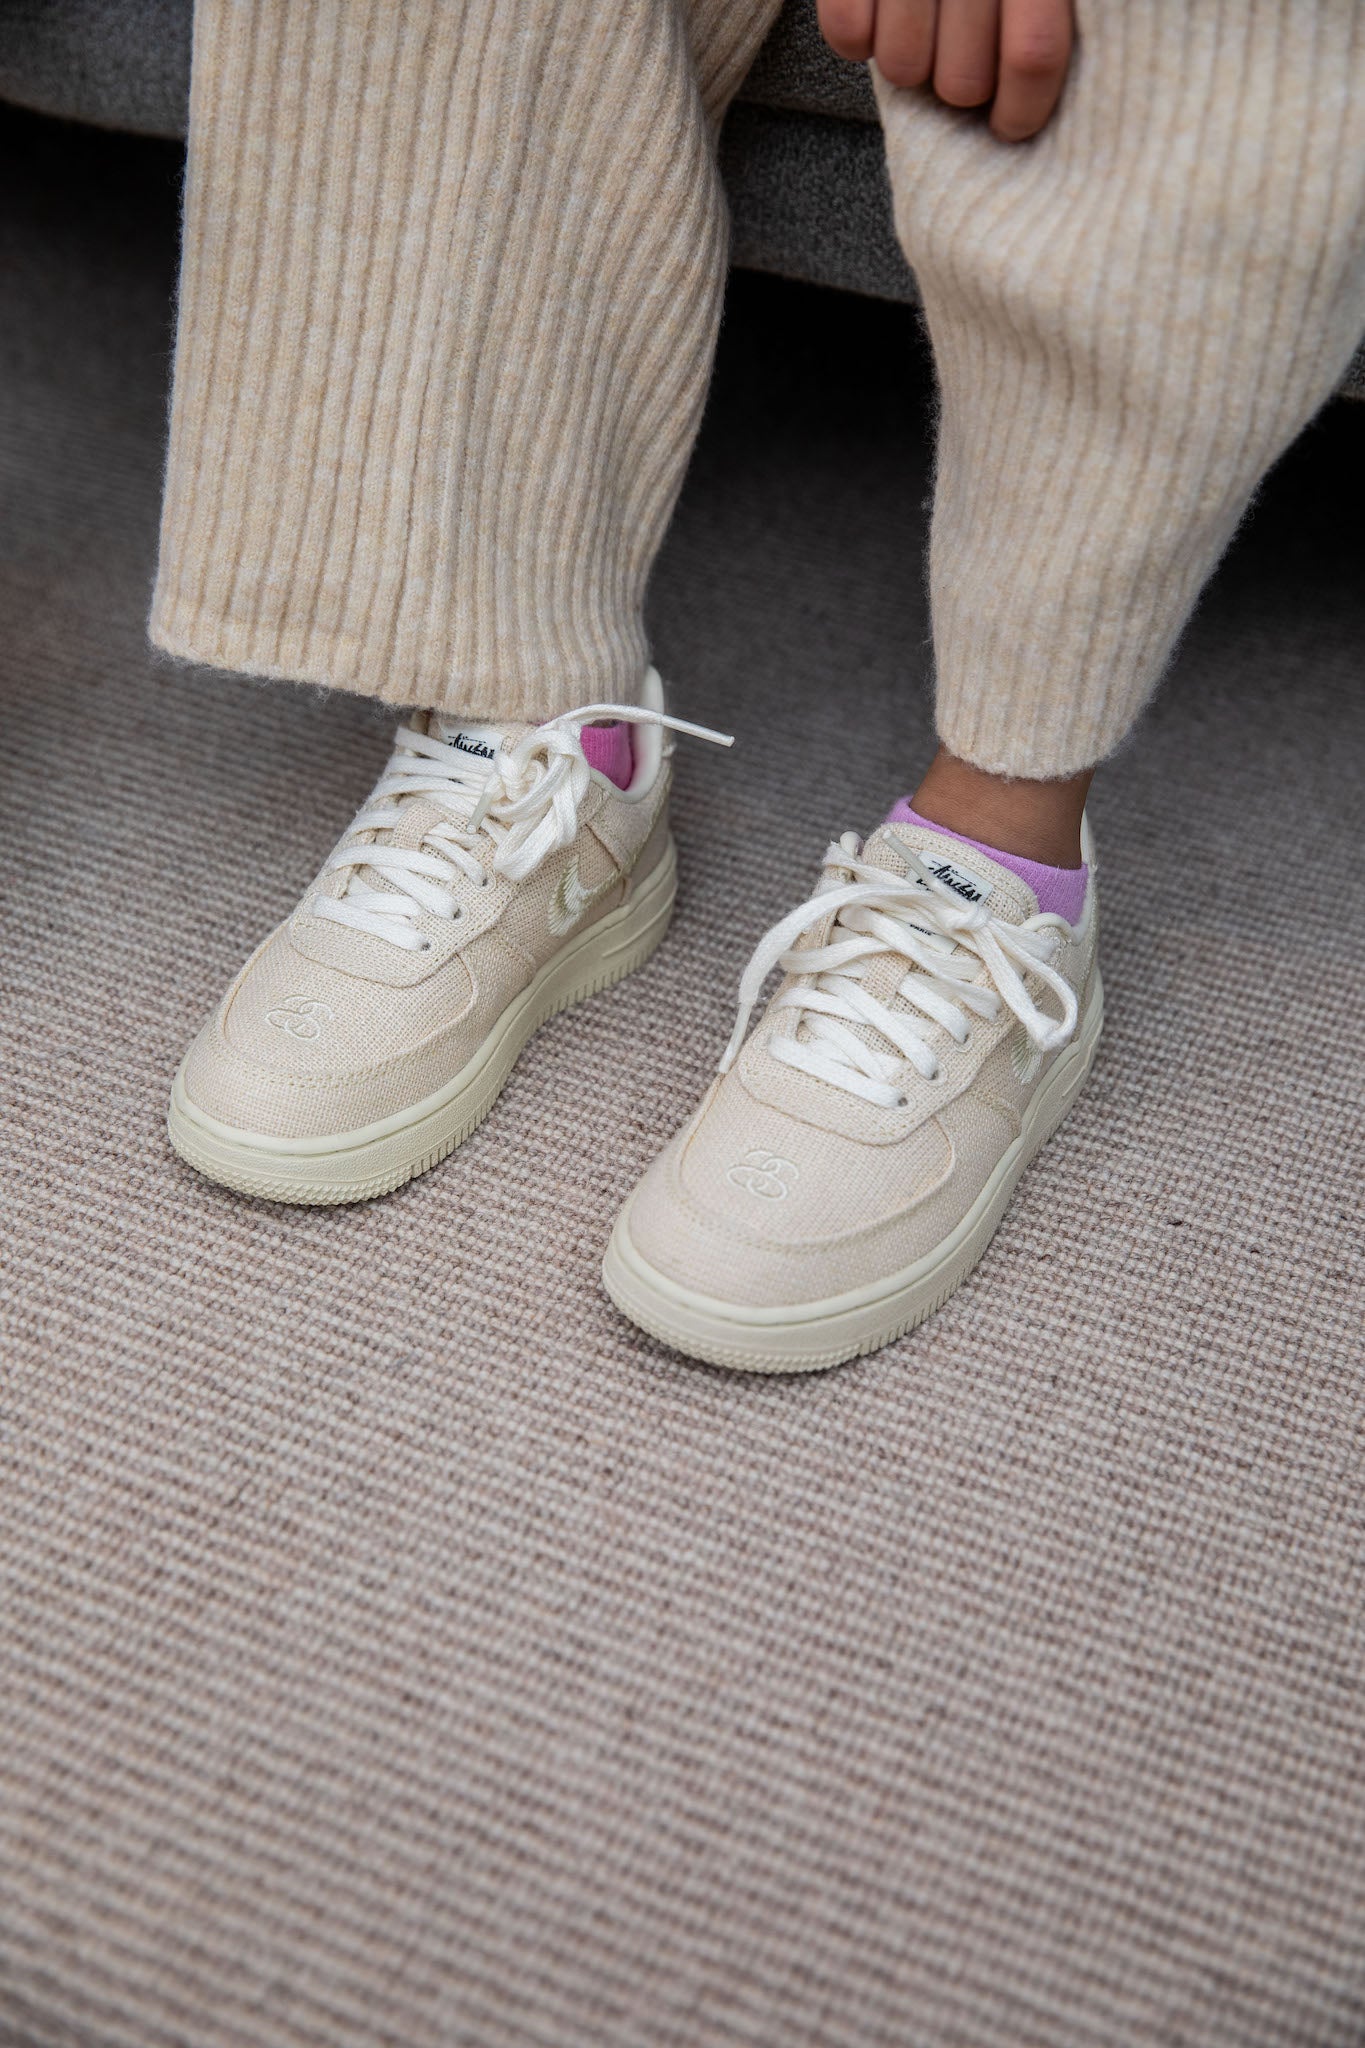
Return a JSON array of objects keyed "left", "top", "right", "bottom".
[
  {"left": 150, "top": 0, "right": 784, "bottom": 715},
  {"left": 878, "top": 1, "right": 1365, "bottom": 774},
  {"left": 151, "top": 2, "right": 1365, "bottom": 777}
]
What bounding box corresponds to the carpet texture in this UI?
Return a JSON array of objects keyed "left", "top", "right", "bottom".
[{"left": 2, "top": 108, "right": 1364, "bottom": 2048}]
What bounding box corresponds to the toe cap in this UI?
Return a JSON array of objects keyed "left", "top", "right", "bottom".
[{"left": 623, "top": 1074, "right": 955, "bottom": 1311}]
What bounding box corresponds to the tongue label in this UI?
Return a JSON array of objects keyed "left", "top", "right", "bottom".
[
  {"left": 920, "top": 852, "right": 993, "bottom": 905},
  {"left": 433, "top": 720, "right": 504, "bottom": 762}
]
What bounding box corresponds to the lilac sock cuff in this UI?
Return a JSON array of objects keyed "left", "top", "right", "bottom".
[
  {"left": 580, "top": 721, "right": 634, "bottom": 790},
  {"left": 886, "top": 799, "right": 1089, "bottom": 924}
]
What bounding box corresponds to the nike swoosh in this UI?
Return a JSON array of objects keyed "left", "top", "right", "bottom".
[{"left": 549, "top": 857, "right": 615, "bottom": 937}]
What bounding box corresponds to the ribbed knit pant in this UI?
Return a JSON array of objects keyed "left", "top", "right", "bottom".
[{"left": 151, "top": 1, "right": 1365, "bottom": 779}]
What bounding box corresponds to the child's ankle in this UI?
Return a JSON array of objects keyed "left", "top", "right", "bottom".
[{"left": 907, "top": 746, "right": 1092, "bottom": 869}]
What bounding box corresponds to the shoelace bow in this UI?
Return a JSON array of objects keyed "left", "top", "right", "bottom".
[
  {"left": 720, "top": 834, "right": 1079, "bottom": 1108},
  {"left": 313, "top": 703, "right": 730, "bottom": 951}
]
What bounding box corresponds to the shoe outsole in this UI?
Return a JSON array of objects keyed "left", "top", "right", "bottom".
[
  {"left": 167, "top": 837, "right": 679, "bottom": 1206},
  {"left": 601, "top": 968, "right": 1104, "bottom": 1374}
]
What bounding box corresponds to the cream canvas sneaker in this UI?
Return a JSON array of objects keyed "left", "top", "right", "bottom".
[
  {"left": 604, "top": 817, "right": 1103, "bottom": 1372},
  {"left": 168, "top": 669, "right": 728, "bottom": 1203}
]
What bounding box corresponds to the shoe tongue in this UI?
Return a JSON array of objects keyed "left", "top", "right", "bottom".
[
  {"left": 324, "top": 714, "right": 536, "bottom": 922},
  {"left": 864, "top": 822, "right": 1039, "bottom": 924},
  {"left": 375, "top": 714, "right": 530, "bottom": 863},
  {"left": 426, "top": 714, "right": 514, "bottom": 761},
  {"left": 768, "top": 823, "right": 1038, "bottom": 1084},
  {"left": 411, "top": 713, "right": 538, "bottom": 841}
]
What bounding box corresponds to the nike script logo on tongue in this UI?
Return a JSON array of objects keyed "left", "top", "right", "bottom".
[
  {"left": 431, "top": 718, "right": 504, "bottom": 763},
  {"left": 917, "top": 850, "right": 993, "bottom": 906},
  {"left": 869, "top": 829, "right": 998, "bottom": 953}
]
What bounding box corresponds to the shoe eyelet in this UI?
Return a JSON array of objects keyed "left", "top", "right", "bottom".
[
  {"left": 418, "top": 939, "right": 433, "bottom": 952},
  {"left": 895, "top": 1093, "right": 910, "bottom": 1110}
]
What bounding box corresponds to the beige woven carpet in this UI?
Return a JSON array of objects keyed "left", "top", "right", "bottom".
[{"left": 3, "top": 107, "right": 1365, "bottom": 2048}]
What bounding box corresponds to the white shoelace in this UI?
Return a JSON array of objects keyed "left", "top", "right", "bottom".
[
  {"left": 314, "top": 703, "right": 732, "bottom": 952},
  {"left": 720, "top": 833, "right": 1079, "bottom": 1108}
]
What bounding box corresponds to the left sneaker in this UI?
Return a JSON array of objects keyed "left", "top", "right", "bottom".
[
  {"left": 603, "top": 816, "right": 1102, "bottom": 1372},
  {"left": 167, "top": 670, "right": 729, "bottom": 1204}
]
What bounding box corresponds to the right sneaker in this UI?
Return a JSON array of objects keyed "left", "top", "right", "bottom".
[
  {"left": 603, "top": 814, "right": 1103, "bottom": 1372},
  {"left": 168, "top": 668, "right": 728, "bottom": 1204}
]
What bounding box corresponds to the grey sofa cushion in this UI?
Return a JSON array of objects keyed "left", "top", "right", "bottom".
[
  {"left": 0, "top": 0, "right": 192, "bottom": 138},
  {"left": 740, "top": 0, "right": 877, "bottom": 122},
  {"left": 723, "top": 105, "right": 913, "bottom": 304}
]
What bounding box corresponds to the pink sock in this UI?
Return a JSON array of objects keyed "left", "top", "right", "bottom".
[
  {"left": 885, "top": 799, "right": 1089, "bottom": 924},
  {"left": 580, "top": 721, "right": 634, "bottom": 790}
]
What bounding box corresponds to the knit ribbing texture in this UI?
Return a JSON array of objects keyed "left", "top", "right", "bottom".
[
  {"left": 153, "top": 1, "right": 1365, "bottom": 772},
  {"left": 152, "top": 0, "right": 783, "bottom": 714},
  {"left": 878, "top": 0, "right": 1365, "bottom": 774}
]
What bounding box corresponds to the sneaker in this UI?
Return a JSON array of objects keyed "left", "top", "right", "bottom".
[
  {"left": 603, "top": 816, "right": 1103, "bottom": 1371},
  {"left": 168, "top": 669, "right": 729, "bottom": 1203}
]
